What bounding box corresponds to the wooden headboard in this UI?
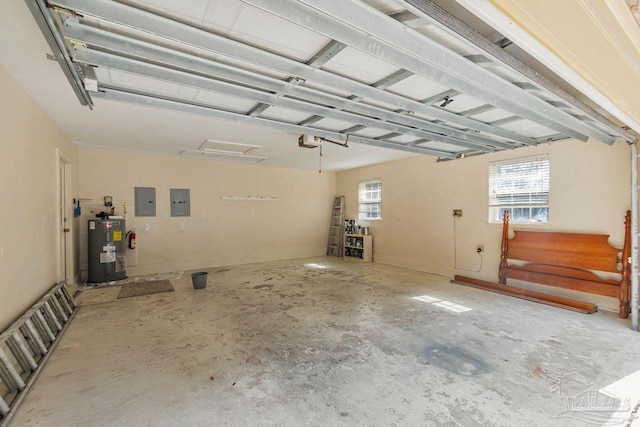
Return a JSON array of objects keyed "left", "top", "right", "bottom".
[{"left": 498, "top": 211, "right": 631, "bottom": 318}]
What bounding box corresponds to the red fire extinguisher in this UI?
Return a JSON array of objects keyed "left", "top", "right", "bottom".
[{"left": 127, "top": 229, "right": 136, "bottom": 249}]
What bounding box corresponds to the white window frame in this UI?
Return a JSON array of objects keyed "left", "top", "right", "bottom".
[
  {"left": 488, "top": 155, "right": 550, "bottom": 224},
  {"left": 359, "top": 178, "right": 382, "bottom": 221}
]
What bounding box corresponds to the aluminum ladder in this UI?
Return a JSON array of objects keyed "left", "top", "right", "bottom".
[
  {"left": 0, "top": 282, "right": 77, "bottom": 426},
  {"left": 327, "top": 196, "right": 345, "bottom": 257}
]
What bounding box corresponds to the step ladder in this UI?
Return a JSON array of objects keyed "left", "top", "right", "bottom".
[
  {"left": 0, "top": 281, "right": 77, "bottom": 426},
  {"left": 327, "top": 196, "right": 345, "bottom": 257}
]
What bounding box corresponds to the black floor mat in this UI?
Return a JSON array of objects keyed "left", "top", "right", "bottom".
[{"left": 117, "top": 280, "right": 174, "bottom": 299}]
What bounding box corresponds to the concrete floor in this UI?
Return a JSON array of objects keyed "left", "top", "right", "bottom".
[{"left": 10, "top": 257, "right": 640, "bottom": 426}]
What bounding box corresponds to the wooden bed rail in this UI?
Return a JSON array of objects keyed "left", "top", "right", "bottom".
[{"left": 498, "top": 210, "right": 631, "bottom": 318}]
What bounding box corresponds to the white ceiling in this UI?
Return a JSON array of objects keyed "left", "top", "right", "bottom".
[
  {"left": 0, "top": 0, "right": 417, "bottom": 171},
  {"left": 0, "top": 0, "right": 633, "bottom": 171}
]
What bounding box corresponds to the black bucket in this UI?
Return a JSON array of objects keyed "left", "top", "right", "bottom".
[{"left": 191, "top": 272, "right": 208, "bottom": 289}]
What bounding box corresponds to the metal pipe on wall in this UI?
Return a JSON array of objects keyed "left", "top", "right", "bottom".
[{"left": 631, "top": 142, "right": 639, "bottom": 331}]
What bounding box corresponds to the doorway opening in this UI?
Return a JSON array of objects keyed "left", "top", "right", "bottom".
[{"left": 57, "top": 151, "right": 72, "bottom": 283}]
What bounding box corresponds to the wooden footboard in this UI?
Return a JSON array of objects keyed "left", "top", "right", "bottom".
[{"left": 499, "top": 210, "right": 631, "bottom": 318}]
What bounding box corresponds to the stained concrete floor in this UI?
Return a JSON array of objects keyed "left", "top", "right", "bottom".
[{"left": 10, "top": 257, "right": 640, "bottom": 427}]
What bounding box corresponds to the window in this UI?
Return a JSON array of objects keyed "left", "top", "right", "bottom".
[
  {"left": 359, "top": 178, "right": 382, "bottom": 220},
  {"left": 489, "top": 155, "right": 549, "bottom": 223}
]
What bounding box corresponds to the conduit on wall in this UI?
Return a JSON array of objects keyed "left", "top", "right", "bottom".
[{"left": 631, "top": 142, "right": 639, "bottom": 331}]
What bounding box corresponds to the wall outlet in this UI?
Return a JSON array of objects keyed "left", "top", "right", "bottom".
[
  {"left": 144, "top": 223, "right": 150, "bottom": 231},
  {"left": 453, "top": 209, "right": 462, "bottom": 217},
  {"left": 477, "top": 244, "right": 484, "bottom": 253},
  {"left": 163, "top": 213, "right": 168, "bottom": 221},
  {"left": 200, "top": 212, "right": 206, "bottom": 220},
  {"left": 179, "top": 223, "right": 185, "bottom": 231}
]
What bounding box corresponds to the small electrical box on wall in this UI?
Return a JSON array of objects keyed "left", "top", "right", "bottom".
[{"left": 453, "top": 209, "right": 462, "bottom": 217}]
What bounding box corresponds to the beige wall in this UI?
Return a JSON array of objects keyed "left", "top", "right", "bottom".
[
  {"left": 489, "top": 0, "right": 640, "bottom": 130},
  {"left": 0, "top": 65, "right": 78, "bottom": 330},
  {"left": 336, "top": 139, "right": 631, "bottom": 312},
  {"left": 77, "top": 149, "right": 335, "bottom": 276}
]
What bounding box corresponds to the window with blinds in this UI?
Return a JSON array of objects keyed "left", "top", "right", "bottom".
[
  {"left": 489, "top": 155, "right": 550, "bottom": 223},
  {"left": 359, "top": 178, "right": 382, "bottom": 220}
]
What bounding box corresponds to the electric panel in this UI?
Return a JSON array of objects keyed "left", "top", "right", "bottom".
[
  {"left": 135, "top": 187, "right": 156, "bottom": 217},
  {"left": 170, "top": 188, "right": 190, "bottom": 217}
]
